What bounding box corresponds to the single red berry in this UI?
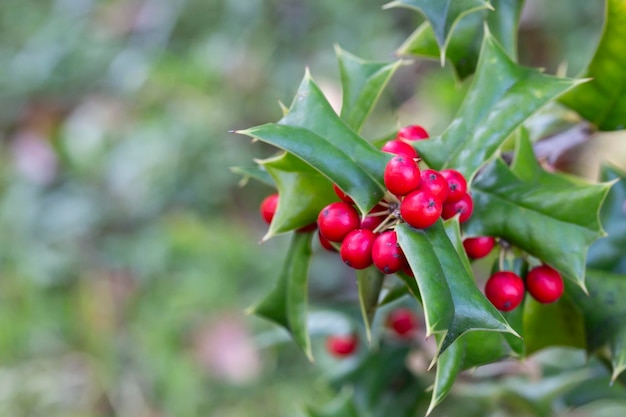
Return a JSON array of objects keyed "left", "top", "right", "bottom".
[
  {"left": 396, "top": 124, "right": 429, "bottom": 141},
  {"left": 318, "top": 231, "right": 337, "bottom": 252},
  {"left": 526, "top": 265, "right": 564, "bottom": 303},
  {"left": 326, "top": 334, "right": 358, "bottom": 358},
  {"left": 333, "top": 184, "right": 354, "bottom": 204},
  {"left": 340, "top": 229, "right": 377, "bottom": 270},
  {"left": 485, "top": 271, "right": 525, "bottom": 311},
  {"left": 384, "top": 156, "right": 421, "bottom": 196},
  {"left": 260, "top": 193, "right": 279, "bottom": 224},
  {"left": 463, "top": 236, "right": 496, "bottom": 259},
  {"left": 442, "top": 193, "right": 473, "bottom": 223},
  {"left": 381, "top": 140, "right": 418, "bottom": 159},
  {"left": 400, "top": 189, "right": 442, "bottom": 229},
  {"left": 418, "top": 169, "right": 448, "bottom": 202},
  {"left": 361, "top": 204, "right": 388, "bottom": 231},
  {"left": 318, "top": 202, "right": 360, "bottom": 242},
  {"left": 372, "top": 230, "right": 405, "bottom": 274},
  {"left": 387, "top": 308, "right": 418, "bottom": 337},
  {"left": 440, "top": 169, "right": 467, "bottom": 203}
]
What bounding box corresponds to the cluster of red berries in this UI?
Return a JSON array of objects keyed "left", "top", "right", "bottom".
[{"left": 326, "top": 307, "right": 419, "bottom": 358}]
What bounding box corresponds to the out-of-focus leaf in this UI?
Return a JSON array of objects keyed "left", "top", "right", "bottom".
[
  {"left": 248, "top": 232, "right": 314, "bottom": 360},
  {"left": 398, "top": 0, "right": 524, "bottom": 79},
  {"left": 230, "top": 165, "right": 275, "bottom": 187},
  {"left": 305, "top": 387, "right": 361, "bottom": 417},
  {"left": 560, "top": 0, "right": 626, "bottom": 130},
  {"left": 464, "top": 133, "right": 612, "bottom": 287},
  {"left": 587, "top": 166, "right": 626, "bottom": 274},
  {"left": 379, "top": 282, "right": 410, "bottom": 306},
  {"left": 396, "top": 221, "right": 514, "bottom": 355},
  {"left": 260, "top": 153, "right": 336, "bottom": 238},
  {"left": 414, "top": 32, "right": 580, "bottom": 179},
  {"left": 336, "top": 46, "right": 403, "bottom": 132},
  {"left": 569, "top": 269, "right": 626, "bottom": 381},
  {"left": 356, "top": 268, "right": 385, "bottom": 343},
  {"left": 384, "top": 0, "right": 491, "bottom": 60},
  {"left": 522, "top": 295, "right": 586, "bottom": 355},
  {"left": 238, "top": 71, "right": 388, "bottom": 213}
]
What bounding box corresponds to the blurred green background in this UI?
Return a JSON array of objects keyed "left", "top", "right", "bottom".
[{"left": 0, "top": 0, "right": 619, "bottom": 416}]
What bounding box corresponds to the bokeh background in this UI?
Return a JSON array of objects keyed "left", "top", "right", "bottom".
[{"left": 0, "top": 1, "right": 622, "bottom": 416}]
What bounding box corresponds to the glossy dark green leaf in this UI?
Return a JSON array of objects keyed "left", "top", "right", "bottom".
[
  {"left": 396, "top": 221, "right": 514, "bottom": 355},
  {"left": 464, "top": 133, "right": 612, "bottom": 287},
  {"left": 587, "top": 166, "right": 626, "bottom": 274},
  {"left": 356, "top": 268, "right": 385, "bottom": 343},
  {"left": 248, "top": 232, "right": 314, "bottom": 360},
  {"left": 522, "top": 295, "right": 586, "bottom": 355},
  {"left": 238, "top": 71, "right": 388, "bottom": 213},
  {"left": 305, "top": 387, "right": 361, "bottom": 417},
  {"left": 429, "top": 331, "right": 510, "bottom": 414},
  {"left": 384, "top": 0, "right": 491, "bottom": 59},
  {"left": 229, "top": 165, "right": 275, "bottom": 187},
  {"left": 414, "top": 32, "right": 580, "bottom": 179},
  {"left": 260, "top": 153, "right": 336, "bottom": 238},
  {"left": 336, "top": 46, "right": 403, "bottom": 132},
  {"left": 560, "top": 0, "right": 626, "bottom": 130},
  {"left": 569, "top": 269, "right": 626, "bottom": 381},
  {"left": 398, "top": 0, "right": 524, "bottom": 79}
]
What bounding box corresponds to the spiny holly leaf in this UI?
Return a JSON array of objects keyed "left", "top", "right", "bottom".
[
  {"left": 428, "top": 331, "right": 510, "bottom": 415},
  {"left": 248, "top": 232, "right": 314, "bottom": 360},
  {"left": 237, "top": 70, "right": 389, "bottom": 214},
  {"left": 464, "top": 133, "right": 612, "bottom": 287},
  {"left": 260, "top": 153, "right": 336, "bottom": 238},
  {"left": 396, "top": 221, "right": 515, "bottom": 356},
  {"left": 569, "top": 269, "right": 626, "bottom": 382},
  {"left": 356, "top": 268, "right": 385, "bottom": 344},
  {"left": 398, "top": 0, "right": 524, "bottom": 79},
  {"left": 560, "top": 0, "right": 626, "bottom": 131},
  {"left": 384, "top": 0, "right": 492, "bottom": 61},
  {"left": 587, "top": 165, "right": 626, "bottom": 274},
  {"left": 414, "top": 31, "right": 581, "bottom": 180},
  {"left": 230, "top": 165, "right": 275, "bottom": 187},
  {"left": 522, "top": 295, "right": 586, "bottom": 355},
  {"left": 336, "top": 46, "right": 404, "bottom": 132}
]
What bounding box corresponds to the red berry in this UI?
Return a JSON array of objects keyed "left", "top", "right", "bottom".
[
  {"left": 260, "top": 193, "right": 279, "bottom": 224},
  {"left": 418, "top": 169, "right": 449, "bottom": 202},
  {"left": 340, "top": 229, "right": 377, "bottom": 270},
  {"left": 440, "top": 169, "right": 467, "bottom": 203},
  {"left": 442, "top": 193, "right": 473, "bottom": 223},
  {"left": 318, "top": 202, "right": 360, "bottom": 242},
  {"left": 384, "top": 156, "right": 421, "bottom": 196},
  {"left": 326, "top": 334, "right": 358, "bottom": 358},
  {"left": 400, "top": 190, "right": 442, "bottom": 229},
  {"left": 396, "top": 124, "right": 429, "bottom": 141},
  {"left": 526, "top": 265, "right": 564, "bottom": 303},
  {"left": 318, "top": 231, "right": 337, "bottom": 252},
  {"left": 333, "top": 184, "right": 354, "bottom": 204},
  {"left": 361, "top": 204, "right": 388, "bottom": 231},
  {"left": 372, "top": 230, "right": 405, "bottom": 274},
  {"left": 463, "top": 236, "right": 496, "bottom": 259},
  {"left": 485, "top": 271, "right": 525, "bottom": 311},
  {"left": 381, "top": 140, "right": 418, "bottom": 159},
  {"left": 387, "top": 308, "right": 418, "bottom": 337}
]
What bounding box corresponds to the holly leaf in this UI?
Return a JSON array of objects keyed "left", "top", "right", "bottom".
[
  {"left": 260, "top": 153, "right": 336, "bottom": 238},
  {"left": 336, "top": 46, "right": 404, "bottom": 132},
  {"left": 569, "top": 269, "right": 626, "bottom": 382},
  {"left": 396, "top": 221, "right": 515, "bottom": 356},
  {"left": 248, "top": 232, "right": 314, "bottom": 360},
  {"left": 398, "top": 0, "right": 524, "bottom": 79},
  {"left": 464, "top": 133, "right": 612, "bottom": 287},
  {"left": 559, "top": 0, "right": 626, "bottom": 131},
  {"left": 413, "top": 31, "right": 581, "bottom": 179},
  {"left": 586, "top": 165, "right": 626, "bottom": 274},
  {"left": 356, "top": 268, "right": 385, "bottom": 343},
  {"left": 384, "top": 0, "right": 492, "bottom": 60},
  {"left": 429, "top": 331, "right": 510, "bottom": 414},
  {"left": 230, "top": 165, "right": 275, "bottom": 187},
  {"left": 237, "top": 70, "right": 389, "bottom": 214}
]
